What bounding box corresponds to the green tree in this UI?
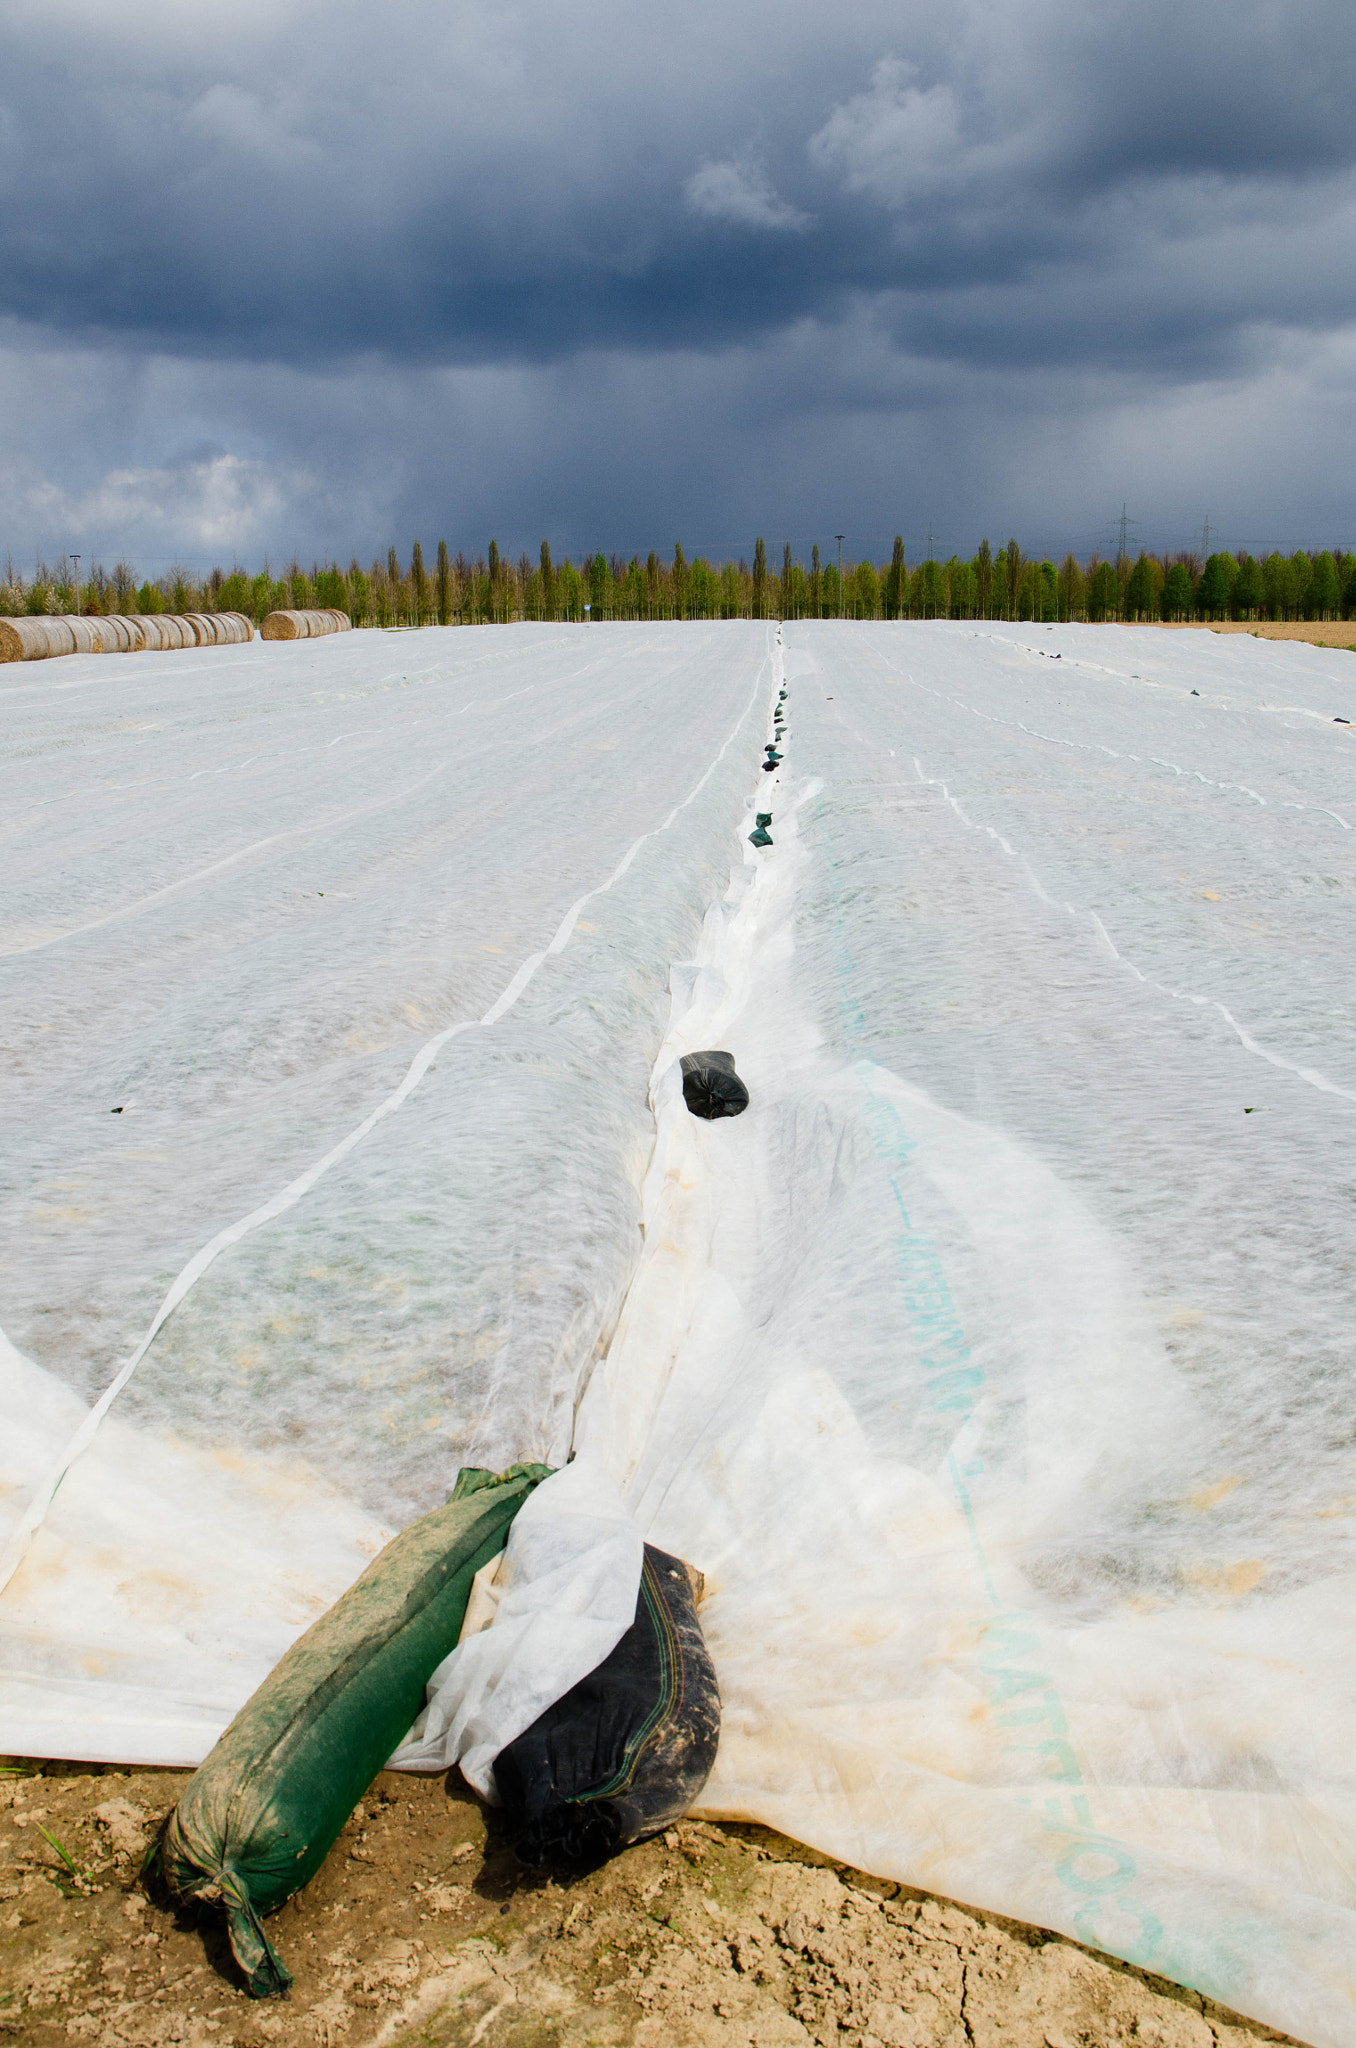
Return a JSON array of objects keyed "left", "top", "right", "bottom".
[
  {"left": 1261, "top": 553, "right": 1287, "bottom": 620},
  {"left": 1161, "top": 562, "right": 1194, "bottom": 619},
  {"left": 913, "top": 558, "right": 944, "bottom": 618},
  {"left": 1309, "top": 551, "right": 1340, "bottom": 618},
  {"left": 539, "top": 541, "right": 555, "bottom": 620},
  {"left": 1124, "top": 553, "right": 1157, "bottom": 620},
  {"left": 588, "top": 552, "right": 608, "bottom": 617},
  {"left": 672, "top": 542, "right": 688, "bottom": 619},
  {"left": 822, "top": 562, "right": 841, "bottom": 618},
  {"left": 1037, "top": 560, "right": 1058, "bottom": 621},
  {"left": 410, "top": 542, "right": 426, "bottom": 624},
  {"left": 559, "top": 558, "right": 583, "bottom": 620},
  {"left": 217, "top": 569, "right": 250, "bottom": 615},
  {"left": 1288, "top": 550, "right": 1312, "bottom": 619},
  {"left": 753, "top": 537, "right": 767, "bottom": 618},
  {"left": 948, "top": 557, "right": 975, "bottom": 618},
  {"left": 315, "top": 564, "right": 346, "bottom": 609},
  {"left": 781, "top": 543, "right": 794, "bottom": 619},
  {"left": 810, "top": 544, "right": 822, "bottom": 618},
  {"left": 1231, "top": 554, "right": 1262, "bottom": 619},
  {"left": 435, "top": 541, "right": 450, "bottom": 625},
  {"left": 1089, "top": 561, "right": 1121, "bottom": 620},
  {"left": 852, "top": 559, "right": 880, "bottom": 618},
  {"left": 1196, "top": 553, "right": 1236, "bottom": 620},
  {"left": 883, "top": 536, "right": 906, "bottom": 619},
  {"left": 1056, "top": 555, "right": 1085, "bottom": 621},
  {"left": 1004, "top": 540, "right": 1022, "bottom": 618},
  {"left": 975, "top": 539, "right": 994, "bottom": 617}
]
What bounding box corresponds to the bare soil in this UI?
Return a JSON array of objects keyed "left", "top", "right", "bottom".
[
  {"left": 0, "top": 1761, "right": 1300, "bottom": 2048},
  {"left": 1149, "top": 621, "right": 1356, "bottom": 650}
]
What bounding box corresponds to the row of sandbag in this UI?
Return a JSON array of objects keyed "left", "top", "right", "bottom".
[{"left": 160, "top": 1464, "right": 720, "bottom": 1995}]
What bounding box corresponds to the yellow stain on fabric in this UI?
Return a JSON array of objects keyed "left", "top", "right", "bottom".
[{"left": 1186, "top": 1475, "right": 1244, "bottom": 1511}]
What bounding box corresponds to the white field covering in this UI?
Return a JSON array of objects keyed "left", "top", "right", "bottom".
[{"left": 2, "top": 620, "right": 1354, "bottom": 2045}]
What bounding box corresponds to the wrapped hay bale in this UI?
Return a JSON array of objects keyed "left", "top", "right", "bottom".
[
  {"left": 185, "top": 612, "right": 253, "bottom": 646},
  {"left": 260, "top": 608, "right": 352, "bottom": 640},
  {"left": 91, "top": 615, "right": 138, "bottom": 652},
  {"left": 133, "top": 615, "right": 193, "bottom": 650},
  {"left": 1, "top": 610, "right": 253, "bottom": 661},
  {"left": 0, "top": 616, "right": 79, "bottom": 661}
]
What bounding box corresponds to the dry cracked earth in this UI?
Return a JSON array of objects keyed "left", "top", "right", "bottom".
[{"left": 0, "top": 1762, "right": 1298, "bottom": 2048}]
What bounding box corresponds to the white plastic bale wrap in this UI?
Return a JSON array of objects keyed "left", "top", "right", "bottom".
[{"left": 0, "top": 621, "right": 764, "bottom": 1764}]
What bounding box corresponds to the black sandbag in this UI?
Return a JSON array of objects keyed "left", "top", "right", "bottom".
[
  {"left": 495, "top": 1544, "right": 720, "bottom": 1870},
  {"left": 680, "top": 1049, "right": 749, "bottom": 1119},
  {"left": 749, "top": 826, "right": 773, "bottom": 847},
  {"left": 160, "top": 1464, "right": 548, "bottom": 1995}
]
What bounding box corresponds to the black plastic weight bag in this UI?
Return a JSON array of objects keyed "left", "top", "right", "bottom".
[
  {"left": 160, "top": 1463, "right": 549, "bottom": 1995},
  {"left": 495, "top": 1544, "right": 720, "bottom": 1869},
  {"left": 680, "top": 1049, "right": 750, "bottom": 1119}
]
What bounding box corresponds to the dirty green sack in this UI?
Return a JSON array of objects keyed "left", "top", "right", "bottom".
[{"left": 161, "top": 1464, "right": 549, "bottom": 1996}]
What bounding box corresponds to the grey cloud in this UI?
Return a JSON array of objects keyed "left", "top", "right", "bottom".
[
  {"left": 2, "top": 0, "right": 1356, "bottom": 565},
  {"left": 685, "top": 158, "right": 812, "bottom": 232}
]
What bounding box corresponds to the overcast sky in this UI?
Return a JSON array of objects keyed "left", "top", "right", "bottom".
[{"left": 3, "top": 0, "right": 1355, "bottom": 573}]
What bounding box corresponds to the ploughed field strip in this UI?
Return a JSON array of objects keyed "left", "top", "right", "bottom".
[{"left": 2, "top": 620, "right": 1354, "bottom": 2047}]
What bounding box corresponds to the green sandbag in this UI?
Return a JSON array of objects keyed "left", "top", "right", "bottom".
[{"left": 161, "top": 1463, "right": 549, "bottom": 1996}]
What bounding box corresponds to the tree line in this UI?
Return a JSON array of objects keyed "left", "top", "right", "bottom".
[{"left": 6, "top": 537, "right": 1356, "bottom": 626}]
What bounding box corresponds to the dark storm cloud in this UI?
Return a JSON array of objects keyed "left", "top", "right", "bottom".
[
  {"left": 3, "top": 0, "right": 1354, "bottom": 374},
  {"left": 2, "top": 0, "right": 1356, "bottom": 565}
]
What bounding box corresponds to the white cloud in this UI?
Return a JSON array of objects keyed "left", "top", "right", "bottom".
[
  {"left": 684, "top": 155, "right": 811, "bottom": 232},
  {"left": 809, "top": 57, "right": 972, "bottom": 205}
]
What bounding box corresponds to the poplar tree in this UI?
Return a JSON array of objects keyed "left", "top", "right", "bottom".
[
  {"left": 1161, "top": 562, "right": 1194, "bottom": 619},
  {"left": 1196, "top": 553, "right": 1235, "bottom": 620},
  {"left": 810, "top": 544, "right": 822, "bottom": 618},
  {"left": 1124, "top": 553, "right": 1157, "bottom": 620},
  {"left": 884, "top": 536, "right": 906, "bottom": 618},
  {"left": 436, "top": 541, "right": 450, "bottom": 624},
  {"left": 976, "top": 539, "right": 993, "bottom": 618},
  {"left": 1309, "top": 551, "right": 1340, "bottom": 618},
  {"left": 673, "top": 542, "right": 689, "bottom": 619},
  {"left": 1089, "top": 561, "right": 1120, "bottom": 619},
  {"left": 753, "top": 537, "right": 767, "bottom": 618},
  {"left": 411, "top": 541, "right": 426, "bottom": 624},
  {"left": 782, "top": 543, "right": 793, "bottom": 619},
  {"left": 1232, "top": 555, "right": 1262, "bottom": 619},
  {"left": 1005, "top": 540, "right": 1022, "bottom": 618},
  {"left": 540, "top": 541, "right": 555, "bottom": 620}
]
